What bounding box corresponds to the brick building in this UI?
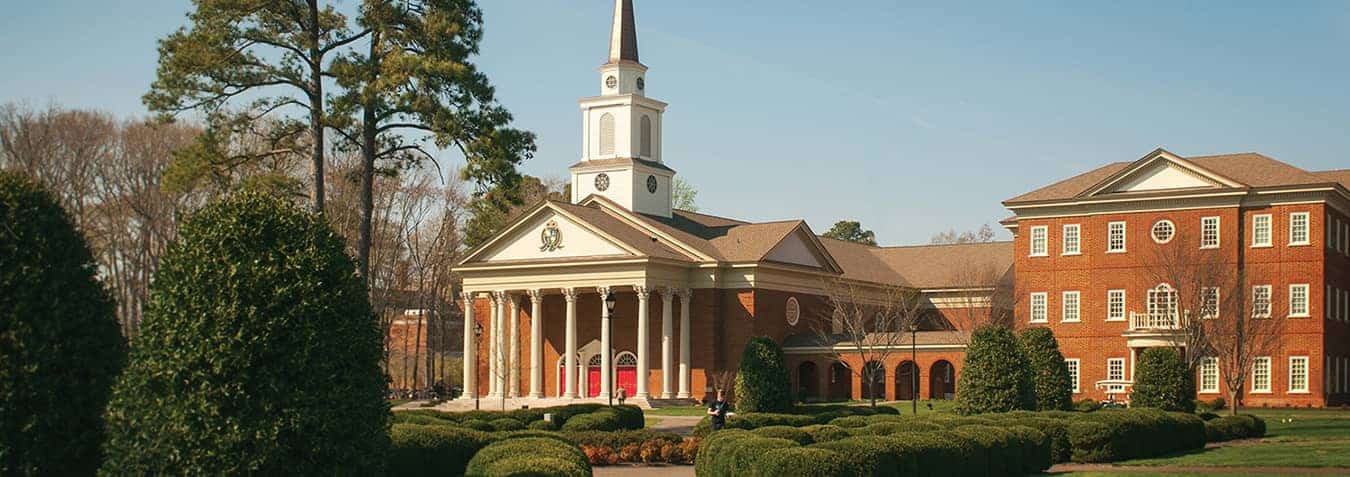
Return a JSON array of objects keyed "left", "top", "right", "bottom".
[
  {"left": 450, "top": 0, "right": 1008, "bottom": 408},
  {"left": 1004, "top": 148, "right": 1350, "bottom": 407}
]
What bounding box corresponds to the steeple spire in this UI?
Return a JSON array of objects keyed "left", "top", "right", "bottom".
[{"left": 607, "top": 0, "right": 640, "bottom": 65}]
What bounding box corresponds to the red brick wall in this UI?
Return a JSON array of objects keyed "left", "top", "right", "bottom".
[{"left": 1014, "top": 204, "right": 1334, "bottom": 406}]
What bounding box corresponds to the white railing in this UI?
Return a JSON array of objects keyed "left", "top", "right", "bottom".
[
  {"left": 1128, "top": 311, "right": 1186, "bottom": 331},
  {"left": 1094, "top": 379, "right": 1133, "bottom": 404}
]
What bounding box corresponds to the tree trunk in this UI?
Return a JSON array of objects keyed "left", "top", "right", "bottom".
[
  {"left": 306, "top": 0, "right": 325, "bottom": 213},
  {"left": 356, "top": 34, "right": 379, "bottom": 286}
]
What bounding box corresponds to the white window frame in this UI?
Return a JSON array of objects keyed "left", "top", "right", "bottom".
[
  {"left": 1062, "top": 224, "right": 1081, "bottom": 255},
  {"left": 1106, "top": 358, "right": 1126, "bottom": 393},
  {"left": 1029, "top": 292, "right": 1048, "bottom": 323},
  {"left": 1289, "top": 212, "right": 1310, "bottom": 246},
  {"left": 1201, "top": 216, "right": 1221, "bottom": 249},
  {"left": 1029, "top": 226, "right": 1048, "bottom": 257},
  {"left": 1148, "top": 284, "right": 1179, "bottom": 323},
  {"left": 1289, "top": 356, "right": 1309, "bottom": 393},
  {"left": 1106, "top": 289, "right": 1126, "bottom": 322},
  {"left": 1151, "top": 220, "right": 1176, "bottom": 244},
  {"left": 1201, "top": 286, "right": 1220, "bottom": 319},
  {"left": 1107, "top": 221, "right": 1127, "bottom": 253},
  {"left": 1199, "top": 357, "right": 1220, "bottom": 393},
  {"left": 1062, "top": 291, "right": 1081, "bottom": 323},
  {"left": 1289, "top": 284, "right": 1310, "bottom": 318},
  {"left": 1065, "top": 358, "right": 1080, "bottom": 393},
  {"left": 1252, "top": 285, "right": 1272, "bottom": 318},
  {"left": 1251, "top": 357, "right": 1271, "bottom": 393},
  {"left": 1252, "top": 214, "right": 1272, "bottom": 247}
]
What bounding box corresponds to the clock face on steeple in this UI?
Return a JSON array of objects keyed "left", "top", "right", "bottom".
[
  {"left": 605, "top": 76, "right": 617, "bottom": 89},
  {"left": 646, "top": 175, "right": 658, "bottom": 193},
  {"left": 595, "top": 173, "right": 611, "bottom": 191},
  {"left": 636, "top": 77, "right": 645, "bottom": 91}
]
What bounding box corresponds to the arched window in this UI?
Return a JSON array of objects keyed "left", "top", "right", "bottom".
[
  {"left": 598, "top": 113, "right": 616, "bottom": 156},
  {"left": 639, "top": 115, "right": 652, "bottom": 157},
  {"left": 615, "top": 351, "right": 638, "bottom": 367},
  {"left": 588, "top": 354, "right": 603, "bottom": 366},
  {"left": 1147, "top": 283, "right": 1178, "bottom": 325}
]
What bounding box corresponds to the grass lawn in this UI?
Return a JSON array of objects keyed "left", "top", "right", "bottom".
[
  {"left": 644, "top": 405, "right": 709, "bottom": 417},
  {"left": 388, "top": 399, "right": 411, "bottom": 407},
  {"left": 1059, "top": 472, "right": 1279, "bottom": 477},
  {"left": 1105, "top": 407, "right": 1350, "bottom": 470}
]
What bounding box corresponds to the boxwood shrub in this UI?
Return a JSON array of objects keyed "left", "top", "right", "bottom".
[
  {"left": 0, "top": 171, "right": 126, "bottom": 476},
  {"left": 529, "top": 419, "right": 559, "bottom": 431},
  {"left": 753, "top": 425, "right": 813, "bottom": 445},
  {"left": 387, "top": 424, "right": 489, "bottom": 475},
  {"left": 735, "top": 336, "right": 793, "bottom": 413},
  {"left": 560, "top": 409, "right": 622, "bottom": 432},
  {"left": 951, "top": 425, "right": 1020, "bottom": 477},
  {"left": 855, "top": 420, "right": 942, "bottom": 436},
  {"left": 464, "top": 437, "right": 590, "bottom": 477},
  {"left": 828, "top": 416, "right": 871, "bottom": 428},
  {"left": 490, "top": 417, "right": 525, "bottom": 431},
  {"left": 811, "top": 436, "right": 901, "bottom": 477},
  {"left": 1205, "top": 414, "right": 1266, "bottom": 442},
  {"left": 1001, "top": 425, "right": 1051, "bottom": 473},
  {"left": 801, "top": 424, "right": 851, "bottom": 443},
  {"left": 754, "top": 447, "right": 853, "bottom": 477},
  {"left": 563, "top": 429, "right": 681, "bottom": 449}
]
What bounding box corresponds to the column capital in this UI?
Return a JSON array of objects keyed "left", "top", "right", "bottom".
[
  {"left": 562, "top": 287, "right": 580, "bottom": 302},
  {"left": 596, "top": 285, "right": 612, "bottom": 298},
  {"left": 677, "top": 288, "right": 693, "bottom": 300},
  {"left": 633, "top": 284, "right": 650, "bottom": 299},
  {"left": 660, "top": 286, "right": 678, "bottom": 300},
  {"left": 491, "top": 290, "right": 508, "bottom": 303},
  {"left": 460, "top": 291, "right": 476, "bottom": 303},
  {"left": 527, "top": 289, "right": 544, "bottom": 303}
]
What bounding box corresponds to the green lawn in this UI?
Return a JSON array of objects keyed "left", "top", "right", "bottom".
[
  {"left": 644, "top": 405, "right": 709, "bottom": 417},
  {"left": 1103, "top": 408, "right": 1350, "bottom": 470}
]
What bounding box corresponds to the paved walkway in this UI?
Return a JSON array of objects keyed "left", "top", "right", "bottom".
[{"left": 593, "top": 465, "right": 694, "bottom": 477}]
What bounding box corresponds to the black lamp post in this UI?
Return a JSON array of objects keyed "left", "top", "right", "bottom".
[
  {"left": 908, "top": 321, "right": 919, "bottom": 415},
  {"left": 604, "top": 293, "right": 618, "bottom": 406},
  {"left": 473, "top": 321, "right": 483, "bottom": 410}
]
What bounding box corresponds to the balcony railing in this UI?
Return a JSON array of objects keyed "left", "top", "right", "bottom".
[{"left": 1128, "top": 311, "right": 1187, "bottom": 332}]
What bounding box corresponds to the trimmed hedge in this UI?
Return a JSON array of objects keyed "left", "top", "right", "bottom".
[
  {"left": 560, "top": 408, "right": 624, "bottom": 432},
  {"left": 812, "top": 437, "right": 901, "bottom": 477},
  {"left": 753, "top": 425, "right": 813, "bottom": 445},
  {"left": 0, "top": 171, "right": 126, "bottom": 476},
  {"left": 100, "top": 191, "right": 389, "bottom": 475},
  {"left": 854, "top": 420, "right": 942, "bottom": 436},
  {"left": 387, "top": 424, "right": 489, "bottom": 475},
  {"left": 1205, "top": 414, "right": 1267, "bottom": 442},
  {"left": 734, "top": 336, "right": 793, "bottom": 413},
  {"left": 1067, "top": 409, "right": 1204, "bottom": 463},
  {"left": 802, "top": 424, "right": 851, "bottom": 443},
  {"left": 490, "top": 417, "right": 525, "bottom": 431},
  {"left": 563, "top": 429, "right": 681, "bottom": 449},
  {"left": 754, "top": 447, "right": 853, "bottom": 477},
  {"left": 722, "top": 437, "right": 798, "bottom": 476},
  {"left": 464, "top": 437, "right": 590, "bottom": 477}
]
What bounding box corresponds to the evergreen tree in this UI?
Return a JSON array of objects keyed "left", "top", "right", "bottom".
[
  {"left": 1018, "top": 327, "right": 1073, "bottom": 411},
  {"left": 955, "top": 325, "right": 1035, "bottom": 415},
  {"left": 101, "top": 191, "right": 389, "bottom": 474},
  {"left": 822, "top": 220, "right": 877, "bottom": 246},
  {"left": 734, "top": 336, "right": 793, "bottom": 413},
  {"left": 0, "top": 171, "right": 126, "bottom": 476},
  {"left": 1132, "top": 347, "right": 1196, "bottom": 413}
]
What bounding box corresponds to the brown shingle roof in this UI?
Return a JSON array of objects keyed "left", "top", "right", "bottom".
[
  {"left": 818, "top": 238, "right": 911, "bottom": 285},
  {"left": 1313, "top": 169, "right": 1350, "bottom": 189},
  {"left": 874, "top": 241, "right": 1014, "bottom": 289},
  {"left": 1005, "top": 151, "right": 1346, "bottom": 205}
]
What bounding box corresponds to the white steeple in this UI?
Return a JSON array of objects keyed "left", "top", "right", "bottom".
[{"left": 571, "top": 0, "right": 675, "bottom": 218}]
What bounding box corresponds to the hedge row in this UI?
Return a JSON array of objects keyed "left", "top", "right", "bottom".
[
  {"left": 691, "top": 404, "right": 899, "bottom": 436},
  {"left": 694, "top": 425, "right": 1053, "bottom": 477},
  {"left": 394, "top": 403, "right": 645, "bottom": 434},
  {"left": 464, "top": 437, "right": 590, "bottom": 477},
  {"left": 1065, "top": 409, "right": 1205, "bottom": 462},
  {"left": 1204, "top": 414, "right": 1267, "bottom": 442}
]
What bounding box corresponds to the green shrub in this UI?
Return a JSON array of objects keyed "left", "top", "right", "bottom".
[
  {"left": 753, "top": 448, "right": 852, "bottom": 477},
  {"left": 559, "top": 409, "right": 622, "bottom": 432},
  {"left": 829, "top": 416, "right": 871, "bottom": 428},
  {"left": 696, "top": 429, "right": 753, "bottom": 476},
  {"left": 465, "top": 437, "right": 590, "bottom": 477},
  {"left": 1074, "top": 399, "right": 1101, "bottom": 412},
  {"left": 1002, "top": 425, "right": 1052, "bottom": 473},
  {"left": 387, "top": 424, "right": 489, "bottom": 475},
  {"left": 1067, "top": 421, "right": 1114, "bottom": 463},
  {"left": 393, "top": 413, "right": 453, "bottom": 426},
  {"left": 956, "top": 325, "right": 1035, "bottom": 415},
  {"left": 100, "top": 191, "right": 388, "bottom": 475},
  {"left": 951, "top": 425, "right": 1019, "bottom": 477},
  {"left": 563, "top": 429, "right": 681, "bottom": 449},
  {"left": 611, "top": 404, "right": 646, "bottom": 430},
  {"left": 801, "top": 424, "right": 852, "bottom": 443},
  {"left": 462, "top": 419, "right": 495, "bottom": 432},
  {"left": 753, "top": 425, "right": 813, "bottom": 445},
  {"left": 1205, "top": 414, "right": 1266, "bottom": 442},
  {"left": 722, "top": 437, "right": 798, "bottom": 476},
  {"left": 812, "top": 436, "right": 900, "bottom": 477},
  {"left": 854, "top": 420, "right": 941, "bottom": 436},
  {"left": 1018, "top": 327, "right": 1073, "bottom": 411},
  {"left": 1067, "top": 409, "right": 1204, "bottom": 462},
  {"left": 491, "top": 417, "right": 525, "bottom": 431},
  {"left": 889, "top": 432, "right": 969, "bottom": 477},
  {"left": 529, "top": 419, "right": 559, "bottom": 431},
  {"left": 0, "top": 171, "right": 126, "bottom": 476},
  {"left": 1012, "top": 417, "right": 1071, "bottom": 463},
  {"left": 1131, "top": 348, "right": 1196, "bottom": 412},
  {"left": 734, "top": 336, "right": 793, "bottom": 413}
]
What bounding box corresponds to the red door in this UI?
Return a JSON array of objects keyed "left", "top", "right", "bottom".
[
  {"left": 587, "top": 366, "right": 601, "bottom": 397},
  {"left": 616, "top": 366, "right": 637, "bottom": 397}
]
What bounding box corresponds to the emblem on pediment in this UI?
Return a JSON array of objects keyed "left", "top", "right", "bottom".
[{"left": 540, "top": 220, "right": 564, "bottom": 252}]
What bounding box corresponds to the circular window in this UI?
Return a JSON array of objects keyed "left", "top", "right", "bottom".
[
  {"left": 1151, "top": 220, "right": 1175, "bottom": 244},
  {"left": 594, "top": 173, "right": 610, "bottom": 191},
  {"left": 785, "top": 297, "right": 800, "bottom": 326}
]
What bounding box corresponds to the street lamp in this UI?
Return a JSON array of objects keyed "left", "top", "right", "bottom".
[
  {"left": 604, "top": 293, "right": 618, "bottom": 406},
  {"left": 473, "top": 321, "right": 483, "bottom": 410},
  {"left": 908, "top": 321, "right": 919, "bottom": 415}
]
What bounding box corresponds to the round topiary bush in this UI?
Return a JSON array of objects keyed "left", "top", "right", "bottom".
[
  {"left": 465, "top": 437, "right": 590, "bottom": 477},
  {"left": 490, "top": 417, "right": 525, "bottom": 431},
  {"left": 99, "top": 191, "right": 390, "bottom": 474},
  {"left": 1018, "top": 327, "right": 1073, "bottom": 411},
  {"left": 0, "top": 171, "right": 126, "bottom": 476},
  {"left": 734, "top": 336, "right": 792, "bottom": 413},
  {"left": 756, "top": 447, "right": 852, "bottom": 477},
  {"left": 956, "top": 325, "right": 1035, "bottom": 415},
  {"left": 1131, "top": 348, "right": 1196, "bottom": 413}
]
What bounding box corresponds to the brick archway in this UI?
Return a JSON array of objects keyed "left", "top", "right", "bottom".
[
  {"left": 895, "top": 360, "right": 918, "bottom": 401},
  {"left": 930, "top": 360, "right": 955, "bottom": 400}
]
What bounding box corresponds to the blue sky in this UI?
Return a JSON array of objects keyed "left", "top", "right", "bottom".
[{"left": 3, "top": 1, "right": 1348, "bottom": 245}]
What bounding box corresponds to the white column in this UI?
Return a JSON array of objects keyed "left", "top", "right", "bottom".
[
  {"left": 461, "top": 292, "right": 476, "bottom": 399},
  {"left": 509, "top": 296, "right": 520, "bottom": 398},
  {"left": 528, "top": 289, "right": 544, "bottom": 398},
  {"left": 487, "top": 292, "right": 500, "bottom": 397},
  {"left": 660, "top": 287, "right": 675, "bottom": 399},
  {"left": 563, "top": 288, "right": 579, "bottom": 399},
  {"left": 678, "top": 288, "right": 692, "bottom": 399},
  {"left": 635, "top": 285, "right": 651, "bottom": 398},
  {"left": 598, "top": 286, "right": 613, "bottom": 400}
]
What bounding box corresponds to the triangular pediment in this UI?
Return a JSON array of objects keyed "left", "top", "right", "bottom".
[
  {"left": 462, "top": 204, "right": 637, "bottom": 265},
  {"left": 762, "top": 224, "right": 843, "bottom": 274},
  {"left": 1083, "top": 149, "right": 1243, "bottom": 197}
]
